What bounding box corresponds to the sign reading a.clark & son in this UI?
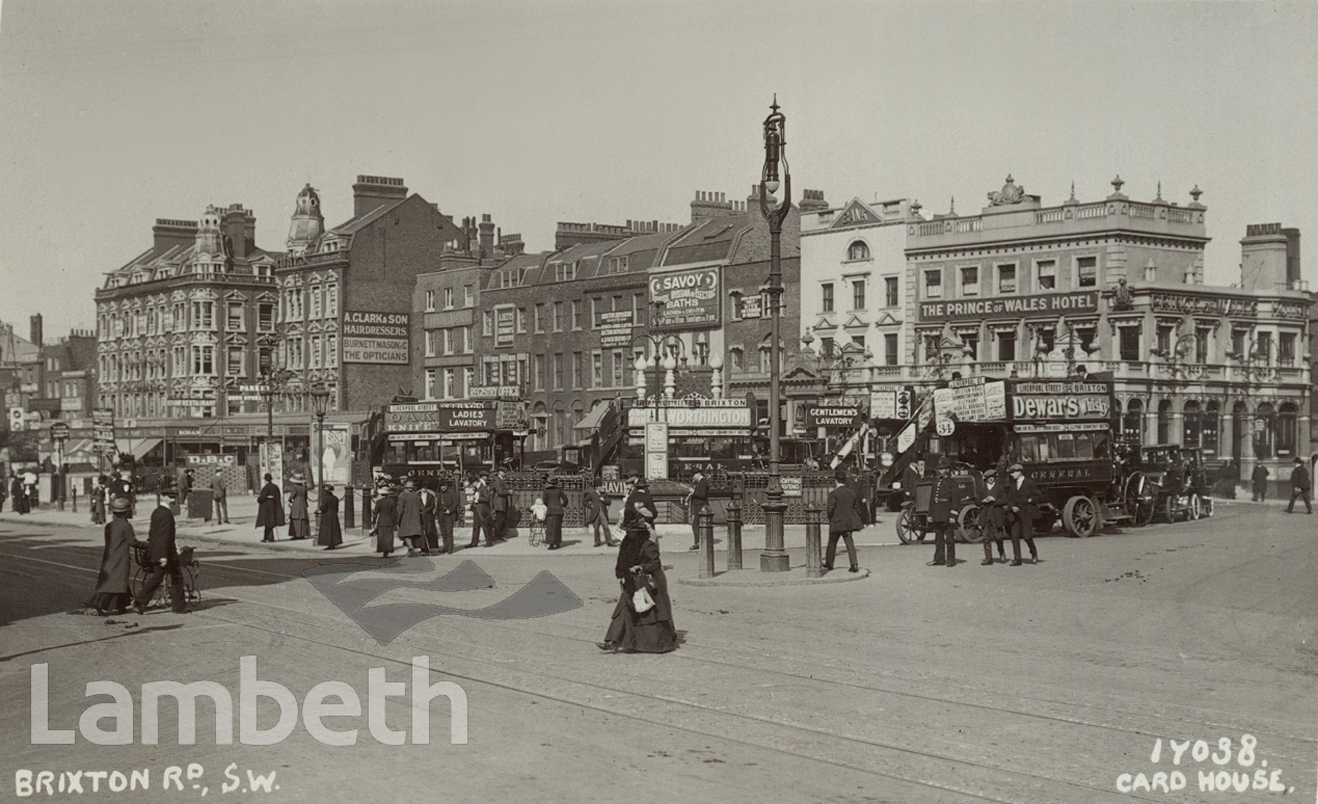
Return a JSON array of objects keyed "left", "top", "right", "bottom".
[{"left": 919, "top": 291, "right": 1098, "bottom": 322}]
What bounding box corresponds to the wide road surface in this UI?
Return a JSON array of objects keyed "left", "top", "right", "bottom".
[{"left": 2, "top": 500, "right": 1315, "bottom": 802}]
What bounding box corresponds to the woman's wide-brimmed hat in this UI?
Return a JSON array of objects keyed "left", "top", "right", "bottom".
[{"left": 290, "top": 472, "right": 306, "bottom": 484}]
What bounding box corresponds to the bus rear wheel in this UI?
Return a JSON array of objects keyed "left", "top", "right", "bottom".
[{"left": 1062, "top": 495, "right": 1099, "bottom": 538}]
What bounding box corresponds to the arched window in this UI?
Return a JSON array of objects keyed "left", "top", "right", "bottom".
[
  {"left": 1157, "top": 399, "right": 1172, "bottom": 445},
  {"left": 729, "top": 347, "right": 744, "bottom": 371},
  {"left": 1124, "top": 398, "right": 1143, "bottom": 441},
  {"left": 1182, "top": 400, "right": 1202, "bottom": 449},
  {"left": 1278, "top": 402, "right": 1298, "bottom": 457},
  {"left": 532, "top": 402, "right": 548, "bottom": 453},
  {"left": 1203, "top": 401, "right": 1220, "bottom": 457},
  {"left": 553, "top": 403, "right": 566, "bottom": 450},
  {"left": 1253, "top": 402, "right": 1275, "bottom": 459},
  {"left": 847, "top": 241, "right": 870, "bottom": 261}
]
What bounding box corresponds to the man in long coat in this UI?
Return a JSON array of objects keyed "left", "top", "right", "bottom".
[
  {"left": 10, "top": 473, "right": 26, "bottom": 514},
  {"left": 687, "top": 470, "right": 710, "bottom": 551},
  {"left": 255, "top": 472, "right": 284, "bottom": 542},
  {"left": 419, "top": 482, "right": 439, "bottom": 553},
  {"left": 373, "top": 485, "right": 399, "bottom": 557},
  {"left": 468, "top": 473, "right": 494, "bottom": 548},
  {"left": 543, "top": 477, "right": 569, "bottom": 550},
  {"left": 1004, "top": 463, "right": 1040, "bottom": 565},
  {"left": 826, "top": 471, "right": 864, "bottom": 573},
  {"left": 134, "top": 488, "right": 185, "bottom": 613},
  {"left": 317, "top": 485, "right": 343, "bottom": 549},
  {"left": 436, "top": 476, "right": 462, "bottom": 554},
  {"left": 490, "top": 468, "right": 511, "bottom": 540},
  {"left": 1251, "top": 463, "right": 1270, "bottom": 502},
  {"left": 396, "top": 478, "right": 426, "bottom": 556},
  {"left": 584, "top": 478, "right": 613, "bottom": 547},
  {"left": 1286, "top": 457, "right": 1312, "bottom": 514}
]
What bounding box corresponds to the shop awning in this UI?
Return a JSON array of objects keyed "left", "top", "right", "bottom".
[
  {"left": 116, "top": 437, "right": 163, "bottom": 460},
  {"left": 573, "top": 405, "right": 609, "bottom": 432}
]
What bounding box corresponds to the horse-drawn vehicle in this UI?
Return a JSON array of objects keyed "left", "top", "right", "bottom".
[{"left": 1137, "top": 445, "right": 1215, "bottom": 522}]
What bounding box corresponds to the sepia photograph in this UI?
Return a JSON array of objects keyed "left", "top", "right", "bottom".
[{"left": 2, "top": 1, "right": 1316, "bottom": 801}]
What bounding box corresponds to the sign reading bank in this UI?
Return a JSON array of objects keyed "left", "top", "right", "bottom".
[
  {"left": 919, "top": 290, "right": 1098, "bottom": 322},
  {"left": 343, "top": 310, "right": 410, "bottom": 365}
]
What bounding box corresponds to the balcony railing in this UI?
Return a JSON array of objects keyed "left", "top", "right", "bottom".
[{"left": 818, "top": 358, "right": 1309, "bottom": 388}]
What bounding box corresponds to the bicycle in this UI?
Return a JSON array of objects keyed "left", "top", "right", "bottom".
[{"left": 132, "top": 543, "right": 200, "bottom": 610}]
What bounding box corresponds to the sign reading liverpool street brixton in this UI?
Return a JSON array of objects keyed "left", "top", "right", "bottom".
[
  {"left": 627, "top": 398, "right": 752, "bottom": 428},
  {"left": 919, "top": 290, "right": 1098, "bottom": 322},
  {"left": 343, "top": 311, "right": 410, "bottom": 364},
  {"left": 385, "top": 401, "right": 495, "bottom": 432},
  {"left": 649, "top": 266, "right": 721, "bottom": 329},
  {"left": 806, "top": 404, "right": 861, "bottom": 429},
  {"left": 1008, "top": 381, "right": 1112, "bottom": 421}
]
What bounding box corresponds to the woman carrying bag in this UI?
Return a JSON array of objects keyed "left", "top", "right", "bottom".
[{"left": 598, "top": 476, "right": 677, "bottom": 653}]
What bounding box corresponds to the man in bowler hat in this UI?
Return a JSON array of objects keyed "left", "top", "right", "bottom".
[
  {"left": 134, "top": 488, "right": 186, "bottom": 614},
  {"left": 825, "top": 471, "right": 863, "bottom": 573}
]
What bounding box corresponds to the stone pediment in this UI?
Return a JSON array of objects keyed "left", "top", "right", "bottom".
[
  {"left": 874, "top": 311, "right": 903, "bottom": 327},
  {"left": 829, "top": 199, "right": 882, "bottom": 229},
  {"left": 842, "top": 314, "right": 868, "bottom": 330}
]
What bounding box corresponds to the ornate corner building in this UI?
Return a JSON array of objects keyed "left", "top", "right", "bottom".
[{"left": 95, "top": 205, "right": 278, "bottom": 421}]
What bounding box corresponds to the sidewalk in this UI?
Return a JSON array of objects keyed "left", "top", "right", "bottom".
[{"left": 0, "top": 493, "right": 903, "bottom": 557}]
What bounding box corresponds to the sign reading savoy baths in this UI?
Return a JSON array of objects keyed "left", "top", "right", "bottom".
[
  {"left": 919, "top": 290, "right": 1098, "bottom": 322},
  {"left": 649, "top": 266, "right": 721, "bottom": 329}
]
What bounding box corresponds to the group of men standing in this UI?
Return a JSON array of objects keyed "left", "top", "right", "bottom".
[{"left": 922, "top": 457, "right": 1040, "bottom": 568}]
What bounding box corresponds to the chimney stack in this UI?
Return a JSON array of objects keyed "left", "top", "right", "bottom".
[
  {"left": 479, "top": 214, "right": 496, "bottom": 259},
  {"left": 352, "top": 175, "right": 408, "bottom": 219},
  {"left": 30, "top": 314, "right": 43, "bottom": 348}
]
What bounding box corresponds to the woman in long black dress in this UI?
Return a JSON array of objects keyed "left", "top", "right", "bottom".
[
  {"left": 88, "top": 497, "right": 135, "bottom": 615},
  {"left": 317, "top": 484, "right": 343, "bottom": 550},
  {"left": 598, "top": 480, "right": 676, "bottom": 653}
]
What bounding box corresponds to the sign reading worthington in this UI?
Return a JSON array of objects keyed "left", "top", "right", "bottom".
[
  {"left": 649, "top": 267, "right": 721, "bottom": 329},
  {"left": 627, "top": 400, "right": 752, "bottom": 429},
  {"left": 343, "top": 311, "right": 410, "bottom": 364},
  {"left": 919, "top": 291, "right": 1099, "bottom": 322}
]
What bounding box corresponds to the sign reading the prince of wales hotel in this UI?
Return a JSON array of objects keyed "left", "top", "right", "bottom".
[{"left": 919, "top": 291, "right": 1098, "bottom": 322}]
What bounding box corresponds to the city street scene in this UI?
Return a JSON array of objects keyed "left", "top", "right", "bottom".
[{"left": 1, "top": 2, "right": 1316, "bottom": 802}]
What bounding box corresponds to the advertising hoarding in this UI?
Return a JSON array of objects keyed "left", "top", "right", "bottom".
[
  {"left": 649, "top": 266, "right": 721, "bottom": 329},
  {"left": 343, "top": 310, "right": 409, "bottom": 364}
]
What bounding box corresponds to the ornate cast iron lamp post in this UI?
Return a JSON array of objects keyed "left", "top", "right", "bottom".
[{"left": 759, "top": 97, "right": 791, "bottom": 572}]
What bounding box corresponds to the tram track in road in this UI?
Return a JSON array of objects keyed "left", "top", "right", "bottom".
[{"left": 7, "top": 531, "right": 1313, "bottom": 801}]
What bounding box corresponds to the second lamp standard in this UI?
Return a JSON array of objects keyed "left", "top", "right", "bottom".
[
  {"left": 309, "top": 383, "right": 332, "bottom": 540},
  {"left": 758, "top": 97, "right": 791, "bottom": 572},
  {"left": 631, "top": 333, "right": 688, "bottom": 403}
]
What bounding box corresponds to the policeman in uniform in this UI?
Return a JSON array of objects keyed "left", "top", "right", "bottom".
[{"left": 927, "top": 457, "right": 965, "bottom": 567}]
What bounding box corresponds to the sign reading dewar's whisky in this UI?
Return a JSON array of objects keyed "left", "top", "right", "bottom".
[{"left": 342, "top": 310, "right": 410, "bottom": 364}]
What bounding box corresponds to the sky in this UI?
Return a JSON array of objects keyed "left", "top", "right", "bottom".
[{"left": 1, "top": 0, "right": 1316, "bottom": 337}]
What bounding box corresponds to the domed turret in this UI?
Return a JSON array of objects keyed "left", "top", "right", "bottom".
[
  {"left": 195, "top": 205, "right": 224, "bottom": 255},
  {"left": 287, "top": 183, "right": 325, "bottom": 253}
]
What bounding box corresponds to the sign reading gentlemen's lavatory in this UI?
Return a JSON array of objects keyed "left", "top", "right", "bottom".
[{"left": 649, "top": 266, "right": 721, "bottom": 329}]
